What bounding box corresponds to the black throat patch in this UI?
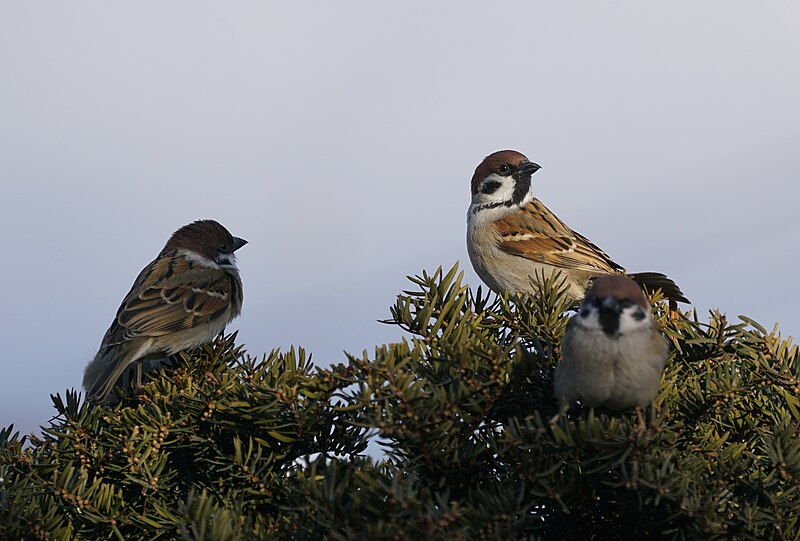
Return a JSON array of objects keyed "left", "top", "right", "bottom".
[
  {"left": 511, "top": 174, "right": 531, "bottom": 206},
  {"left": 598, "top": 311, "right": 621, "bottom": 337}
]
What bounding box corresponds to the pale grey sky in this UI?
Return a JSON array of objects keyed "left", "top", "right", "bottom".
[{"left": 2, "top": 2, "right": 799, "bottom": 435}]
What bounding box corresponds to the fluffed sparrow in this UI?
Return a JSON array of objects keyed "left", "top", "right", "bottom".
[
  {"left": 553, "top": 275, "right": 669, "bottom": 411},
  {"left": 83, "top": 219, "right": 246, "bottom": 403}
]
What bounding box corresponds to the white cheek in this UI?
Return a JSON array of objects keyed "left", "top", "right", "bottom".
[
  {"left": 618, "top": 308, "right": 651, "bottom": 334},
  {"left": 178, "top": 249, "right": 220, "bottom": 269},
  {"left": 575, "top": 308, "right": 602, "bottom": 331},
  {"left": 471, "top": 173, "right": 517, "bottom": 205},
  {"left": 467, "top": 173, "right": 535, "bottom": 229}
]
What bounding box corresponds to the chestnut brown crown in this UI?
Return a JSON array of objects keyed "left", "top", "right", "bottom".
[
  {"left": 470, "top": 150, "right": 532, "bottom": 196},
  {"left": 585, "top": 275, "right": 649, "bottom": 311}
]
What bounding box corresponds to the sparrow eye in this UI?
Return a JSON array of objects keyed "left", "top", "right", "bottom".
[
  {"left": 631, "top": 309, "right": 646, "bottom": 321},
  {"left": 497, "top": 164, "right": 511, "bottom": 175},
  {"left": 219, "top": 243, "right": 229, "bottom": 253},
  {"left": 580, "top": 308, "right": 591, "bottom": 318}
]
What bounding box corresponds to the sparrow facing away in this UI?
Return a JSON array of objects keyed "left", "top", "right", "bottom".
[
  {"left": 466, "top": 150, "right": 688, "bottom": 305},
  {"left": 553, "top": 275, "right": 669, "bottom": 411},
  {"left": 83, "top": 220, "right": 246, "bottom": 403}
]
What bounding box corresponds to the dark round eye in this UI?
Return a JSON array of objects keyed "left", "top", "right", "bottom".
[
  {"left": 497, "top": 164, "right": 511, "bottom": 175},
  {"left": 219, "top": 243, "right": 229, "bottom": 253}
]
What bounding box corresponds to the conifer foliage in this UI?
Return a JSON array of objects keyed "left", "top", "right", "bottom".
[{"left": 2, "top": 264, "right": 799, "bottom": 540}]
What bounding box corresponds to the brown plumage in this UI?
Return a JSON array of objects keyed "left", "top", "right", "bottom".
[
  {"left": 493, "top": 199, "right": 621, "bottom": 273},
  {"left": 83, "top": 220, "right": 246, "bottom": 403},
  {"left": 467, "top": 150, "right": 688, "bottom": 304}
]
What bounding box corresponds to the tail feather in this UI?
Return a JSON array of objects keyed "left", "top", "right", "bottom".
[
  {"left": 83, "top": 347, "right": 137, "bottom": 403},
  {"left": 630, "top": 272, "right": 689, "bottom": 304}
]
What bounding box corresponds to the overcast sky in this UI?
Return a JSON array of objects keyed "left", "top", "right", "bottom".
[{"left": 2, "top": 2, "right": 799, "bottom": 435}]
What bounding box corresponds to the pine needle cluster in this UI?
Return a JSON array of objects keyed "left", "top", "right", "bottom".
[{"left": 2, "top": 264, "right": 799, "bottom": 540}]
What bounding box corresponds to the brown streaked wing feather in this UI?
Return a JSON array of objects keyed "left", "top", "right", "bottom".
[
  {"left": 115, "top": 256, "right": 232, "bottom": 340},
  {"left": 494, "top": 200, "right": 621, "bottom": 273},
  {"left": 571, "top": 230, "right": 624, "bottom": 273}
]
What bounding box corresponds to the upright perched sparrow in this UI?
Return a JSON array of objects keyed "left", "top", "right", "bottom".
[
  {"left": 553, "top": 276, "right": 669, "bottom": 411},
  {"left": 83, "top": 220, "right": 246, "bottom": 403},
  {"left": 466, "top": 150, "right": 687, "bottom": 304}
]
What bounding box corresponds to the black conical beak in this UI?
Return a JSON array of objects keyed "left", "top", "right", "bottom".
[
  {"left": 232, "top": 237, "right": 248, "bottom": 252},
  {"left": 518, "top": 161, "right": 541, "bottom": 176},
  {"left": 599, "top": 296, "right": 620, "bottom": 314}
]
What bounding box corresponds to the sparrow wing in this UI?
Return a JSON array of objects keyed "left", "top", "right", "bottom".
[
  {"left": 102, "top": 255, "right": 237, "bottom": 346},
  {"left": 494, "top": 199, "right": 623, "bottom": 273}
]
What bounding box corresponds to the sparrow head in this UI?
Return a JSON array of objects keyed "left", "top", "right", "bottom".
[
  {"left": 470, "top": 150, "right": 541, "bottom": 210},
  {"left": 163, "top": 220, "right": 248, "bottom": 270},
  {"left": 577, "top": 276, "right": 651, "bottom": 338}
]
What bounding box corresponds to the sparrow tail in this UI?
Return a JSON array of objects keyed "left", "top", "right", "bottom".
[
  {"left": 630, "top": 272, "right": 689, "bottom": 304},
  {"left": 83, "top": 347, "right": 137, "bottom": 403}
]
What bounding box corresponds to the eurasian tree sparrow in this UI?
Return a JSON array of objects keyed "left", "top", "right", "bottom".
[
  {"left": 553, "top": 276, "right": 669, "bottom": 411},
  {"left": 466, "top": 150, "right": 687, "bottom": 304},
  {"left": 83, "top": 220, "right": 246, "bottom": 403}
]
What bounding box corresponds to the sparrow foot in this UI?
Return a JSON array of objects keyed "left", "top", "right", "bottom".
[{"left": 632, "top": 406, "right": 649, "bottom": 438}]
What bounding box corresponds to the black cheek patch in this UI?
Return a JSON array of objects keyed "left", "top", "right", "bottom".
[
  {"left": 632, "top": 309, "right": 646, "bottom": 321},
  {"left": 481, "top": 180, "right": 502, "bottom": 194}
]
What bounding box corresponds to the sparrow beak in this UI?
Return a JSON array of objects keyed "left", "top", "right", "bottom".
[
  {"left": 518, "top": 161, "right": 541, "bottom": 176},
  {"left": 232, "top": 237, "right": 248, "bottom": 252},
  {"left": 600, "top": 296, "right": 620, "bottom": 313}
]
